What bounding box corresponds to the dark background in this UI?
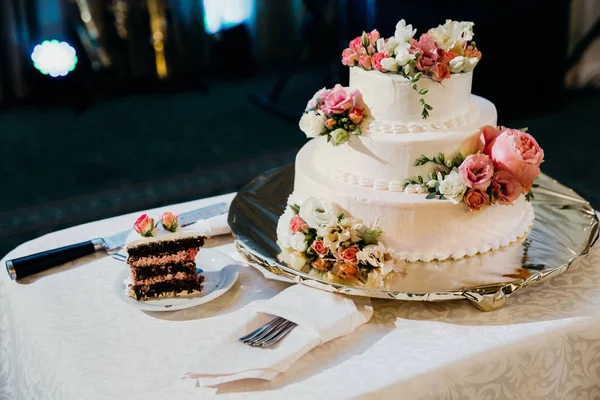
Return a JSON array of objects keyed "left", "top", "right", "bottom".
[{"left": 1, "top": 0, "right": 599, "bottom": 258}]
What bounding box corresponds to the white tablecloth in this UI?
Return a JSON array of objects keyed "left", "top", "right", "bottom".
[{"left": 1, "top": 193, "right": 600, "bottom": 399}]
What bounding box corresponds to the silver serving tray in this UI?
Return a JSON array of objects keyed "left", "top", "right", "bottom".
[{"left": 228, "top": 165, "right": 598, "bottom": 311}]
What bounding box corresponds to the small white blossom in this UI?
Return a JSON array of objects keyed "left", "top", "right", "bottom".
[
  {"left": 380, "top": 57, "right": 399, "bottom": 72},
  {"left": 428, "top": 20, "right": 474, "bottom": 54},
  {"left": 299, "top": 111, "right": 326, "bottom": 138},
  {"left": 382, "top": 37, "right": 399, "bottom": 55},
  {"left": 394, "top": 44, "right": 415, "bottom": 66},
  {"left": 278, "top": 248, "right": 307, "bottom": 270},
  {"left": 462, "top": 57, "right": 479, "bottom": 72},
  {"left": 289, "top": 232, "right": 308, "bottom": 252},
  {"left": 299, "top": 197, "right": 341, "bottom": 229},
  {"left": 395, "top": 19, "right": 417, "bottom": 43},
  {"left": 376, "top": 38, "right": 385, "bottom": 52},
  {"left": 449, "top": 56, "right": 467, "bottom": 73},
  {"left": 438, "top": 169, "right": 467, "bottom": 204}
]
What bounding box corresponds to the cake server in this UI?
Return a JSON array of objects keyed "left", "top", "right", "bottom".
[{"left": 5, "top": 202, "right": 229, "bottom": 280}]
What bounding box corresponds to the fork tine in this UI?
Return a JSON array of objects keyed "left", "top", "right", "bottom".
[
  {"left": 248, "top": 320, "right": 292, "bottom": 346},
  {"left": 238, "top": 317, "right": 283, "bottom": 343},
  {"left": 260, "top": 322, "right": 297, "bottom": 347},
  {"left": 245, "top": 318, "right": 288, "bottom": 345}
]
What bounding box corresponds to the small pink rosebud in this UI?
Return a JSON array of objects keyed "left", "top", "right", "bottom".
[
  {"left": 325, "top": 118, "right": 336, "bottom": 129},
  {"left": 289, "top": 215, "right": 308, "bottom": 233},
  {"left": 358, "top": 54, "right": 372, "bottom": 70},
  {"left": 366, "top": 44, "right": 375, "bottom": 56},
  {"left": 134, "top": 214, "right": 155, "bottom": 237},
  {"left": 161, "top": 212, "right": 179, "bottom": 232}
]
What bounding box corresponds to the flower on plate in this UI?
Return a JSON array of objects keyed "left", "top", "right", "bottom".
[
  {"left": 395, "top": 19, "right": 417, "bottom": 43},
  {"left": 438, "top": 169, "right": 467, "bottom": 204},
  {"left": 299, "top": 111, "right": 326, "bottom": 138},
  {"left": 134, "top": 214, "right": 155, "bottom": 237},
  {"left": 312, "top": 258, "right": 332, "bottom": 271},
  {"left": 348, "top": 107, "right": 364, "bottom": 124},
  {"left": 289, "top": 215, "right": 308, "bottom": 233},
  {"left": 299, "top": 197, "right": 342, "bottom": 230},
  {"left": 430, "top": 62, "right": 451, "bottom": 81},
  {"left": 464, "top": 189, "right": 490, "bottom": 212},
  {"left": 311, "top": 239, "right": 329, "bottom": 256},
  {"left": 428, "top": 20, "right": 474, "bottom": 55},
  {"left": 358, "top": 54, "right": 372, "bottom": 70},
  {"left": 341, "top": 48, "right": 359, "bottom": 66},
  {"left": 449, "top": 56, "right": 468, "bottom": 73},
  {"left": 289, "top": 232, "right": 308, "bottom": 252},
  {"left": 459, "top": 153, "right": 494, "bottom": 191},
  {"left": 331, "top": 128, "right": 350, "bottom": 146},
  {"left": 276, "top": 206, "right": 295, "bottom": 248},
  {"left": 321, "top": 84, "right": 360, "bottom": 115},
  {"left": 485, "top": 129, "right": 544, "bottom": 191},
  {"left": 332, "top": 262, "right": 360, "bottom": 281},
  {"left": 490, "top": 171, "right": 522, "bottom": 205},
  {"left": 279, "top": 248, "right": 307, "bottom": 270},
  {"left": 337, "top": 245, "right": 359, "bottom": 265},
  {"left": 305, "top": 87, "right": 330, "bottom": 111},
  {"left": 161, "top": 212, "right": 178, "bottom": 232},
  {"left": 371, "top": 51, "right": 389, "bottom": 71}
]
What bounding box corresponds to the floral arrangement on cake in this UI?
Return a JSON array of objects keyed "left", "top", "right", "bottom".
[
  {"left": 299, "top": 85, "right": 366, "bottom": 146},
  {"left": 277, "top": 197, "right": 394, "bottom": 281},
  {"left": 403, "top": 126, "right": 544, "bottom": 211},
  {"left": 341, "top": 19, "right": 482, "bottom": 119},
  {"left": 133, "top": 212, "right": 179, "bottom": 237}
]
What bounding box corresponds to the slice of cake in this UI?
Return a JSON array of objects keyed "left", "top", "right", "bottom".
[{"left": 125, "top": 212, "right": 206, "bottom": 301}]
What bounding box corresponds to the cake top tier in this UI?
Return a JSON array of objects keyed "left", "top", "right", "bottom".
[{"left": 341, "top": 19, "right": 482, "bottom": 120}]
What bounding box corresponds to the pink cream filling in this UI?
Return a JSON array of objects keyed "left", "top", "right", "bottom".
[
  {"left": 129, "top": 248, "right": 198, "bottom": 267},
  {"left": 133, "top": 272, "right": 199, "bottom": 286}
]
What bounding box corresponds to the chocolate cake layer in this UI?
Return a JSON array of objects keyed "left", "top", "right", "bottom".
[
  {"left": 131, "top": 276, "right": 204, "bottom": 300},
  {"left": 127, "top": 236, "right": 205, "bottom": 258},
  {"left": 130, "top": 262, "right": 196, "bottom": 282}
]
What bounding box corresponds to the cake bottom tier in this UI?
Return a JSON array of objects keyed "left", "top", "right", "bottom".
[{"left": 293, "top": 139, "right": 534, "bottom": 262}]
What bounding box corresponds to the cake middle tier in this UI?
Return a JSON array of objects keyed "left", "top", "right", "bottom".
[{"left": 314, "top": 95, "right": 496, "bottom": 190}]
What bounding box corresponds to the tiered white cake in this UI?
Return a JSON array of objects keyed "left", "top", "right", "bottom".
[{"left": 277, "top": 20, "right": 543, "bottom": 280}]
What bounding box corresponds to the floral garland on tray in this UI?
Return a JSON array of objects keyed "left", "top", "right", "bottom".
[
  {"left": 299, "top": 85, "right": 367, "bottom": 146},
  {"left": 403, "top": 126, "right": 544, "bottom": 211},
  {"left": 277, "top": 197, "right": 393, "bottom": 282},
  {"left": 341, "top": 19, "right": 482, "bottom": 119}
]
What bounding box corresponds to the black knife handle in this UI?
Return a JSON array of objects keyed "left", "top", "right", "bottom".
[{"left": 5, "top": 240, "right": 102, "bottom": 280}]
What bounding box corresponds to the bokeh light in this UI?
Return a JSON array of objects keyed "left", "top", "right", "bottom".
[{"left": 31, "top": 40, "right": 78, "bottom": 77}]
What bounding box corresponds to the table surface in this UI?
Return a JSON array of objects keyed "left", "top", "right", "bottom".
[{"left": 2, "top": 193, "right": 600, "bottom": 400}]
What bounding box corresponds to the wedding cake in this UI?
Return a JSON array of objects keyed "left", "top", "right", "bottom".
[{"left": 277, "top": 20, "right": 544, "bottom": 282}]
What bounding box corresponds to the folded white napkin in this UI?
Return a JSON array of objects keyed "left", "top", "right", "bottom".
[
  {"left": 185, "top": 284, "right": 373, "bottom": 386},
  {"left": 188, "top": 213, "right": 230, "bottom": 237}
]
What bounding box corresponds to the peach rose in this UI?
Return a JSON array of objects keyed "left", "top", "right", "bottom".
[
  {"left": 341, "top": 48, "right": 358, "bottom": 66},
  {"left": 464, "top": 45, "right": 482, "bottom": 59},
  {"left": 349, "top": 36, "right": 363, "bottom": 51},
  {"left": 478, "top": 125, "right": 508, "bottom": 153},
  {"left": 490, "top": 171, "right": 522, "bottom": 205},
  {"left": 333, "top": 262, "right": 360, "bottom": 281},
  {"left": 430, "top": 62, "right": 451, "bottom": 81},
  {"left": 440, "top": 50, "right": 458, "bottom": 64},
  {"left": 464, "top": 189, "right": 490, "bottom": 212},
  {"left": 311, "top": 239, "right": 329, "bottom": 256},
  {"left": 161, "top": 211, "right": 179, "bottom": 232},
  {"left": 312, "top": 258, "right": 332, "bottom": 271},
  {"left": 358, "top": 54, "right": 372, "bottom": 70},
  {"left": 459, "top": 153, "right": 494, "bottom": 191},
  {"left": 485, "top": 129, "right": 544, "bottom": 191},
  {"left": 321, "top": 84, "right": 361, "bottom": 115},
  {"left": 325, "top": 118, "right": 336, "bottom": 129},
  {"left": 371, "top": 51, "right": 389, "bottom": 71},
  {"left": 337, "top": 245, "right": 359, "bottom": 265},
  {"left": 134, "top": 214, "right": 154, "bottom": 237},
  {"left": 289, "top": 215, "right": 308, "bottom": 233},
  {"left": 348, "top": 107, "right": 364, "bottom": 124}
]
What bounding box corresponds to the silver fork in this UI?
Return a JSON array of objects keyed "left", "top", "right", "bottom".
[{"left": 239, "top": 317, "right": 297, "bottom": 347}]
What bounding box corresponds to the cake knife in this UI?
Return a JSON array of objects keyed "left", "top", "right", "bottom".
[{"left": 5, "top": 202, "right": 229, "bottom": 280}]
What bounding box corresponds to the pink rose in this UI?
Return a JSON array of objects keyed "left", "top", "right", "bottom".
[
  {"left": 348, "top": 107, "right": 364, "bottom": 124},
  {"left": 349, "top": 36, "right": 363, "bottom": 51},
  {"left": 490, "top": 171, "right": 522, "bottom": 205},
  {"left": 312, "top": 258, "right": 332, "bottom": 271},
  {"left": 337, "top": 245, "right": 359, "bottom": 265},
  {"left": 289, "top": 215, "right": 308, "bottom": 233},
  {"left": 478, "top": 125, "right": 508, "bottom": 153},
  {"left": 485, "top": 129, "right": 544, "bottom": 191},
  {"left": 464, "top": 189, "right": 490, "bottom": 212},
  {"left": 325, "top": 118, "right": 336, "bottom": 129},
  {"left": 134, "top": 214, "right": 154, "bottom": 237},
  {"left": 430, "top": 62, "right": 451, "bottom": 81},
  {"left": 410, "top": 34, "right": 439, "bottom": 72},
  {"left": 311, "top": 240, "right": 329, "bottom": 256},
  {"left": 341, "top": 48, "right": 358, "bottom": 66},
  {"left": 321, "top": 84, "right": 360, "bottom": 115},
  {"left": 305, "top": 87, "right": 330, "bottom": 111},
  {"left": 459, "top": 153, "right": 494, "bottom": 191},
  {"left": 366, "top": 44, "right": 375, "bottom": 56},
  {"left": 358, "top": 54, "right": 372, "bottom": 70},
  {"left": 371, "top": 51, "right": 389, "bottom": 72},
  {"left": 367, "top": 29, "right": 380, "bottom": 45},
  {"left": 161, "top": 211, "right": 179, "bottom": 232}
]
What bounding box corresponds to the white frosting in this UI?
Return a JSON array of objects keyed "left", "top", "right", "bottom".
[
  {"left": 320, "top": 95, "right": 496, "bottom": 188},
  {"left": 293, "top": 137, "right": 534, "bottom": 262},
  {"left": 350, "top": 67, "right": 473, "bottom": 124},
  {"left": 125, "top": 226, "right": 204, "bottom": 250}
]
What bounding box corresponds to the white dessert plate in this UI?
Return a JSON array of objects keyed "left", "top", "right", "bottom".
[{"left": 116, "top": 249, "right": 239, "bottom": 312}]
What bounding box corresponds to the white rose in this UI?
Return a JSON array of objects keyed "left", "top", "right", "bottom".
[
  {"left": 395, "top": 45, "right": 415, "bottom": 66},
  {"left": 299, "top": 197, "right": 341, "bottom": 229},
  {"left": 299, "top": 111, "right": 326, "bottom": 138},
  {"left": 394, "top": 19, "right": 416, "bottom": 43},
  {"left": 380, "top": 57, "right": 399, "bottom": 72},
  {"left": 438, "top": 169, "right": 467, "bottom": 204},
  {"left": 428, "top": 20, "right": 474, "bottom": 53},
  {"left": 462, "top": 57, "right": 479, "bottom": 72},
  {"left": 449, "top": 56, "right": 467, "bottom": 73},
  {"left": 276, "top": 207, "right": 295, "bottom": 248},
  {"left": 289, "top": 232, "right": 308, "bottom": 252}
]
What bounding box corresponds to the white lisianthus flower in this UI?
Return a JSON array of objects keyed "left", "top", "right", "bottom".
[
  {"left": 394, "top": 19, "right": 416, "bottom": 43},
  {"left": 289, "top": 232, "right": 308, "bottom": 252},
  {"left": 462, "top": 57, "right": 479, "bottom": 72},
  {"left": 299, "top": 111, "right": 326, "bottom": 138},
  {"left": 380, "top": 57, "right": 399, "bottom": 72},
  {"left": 276, "top": 207, "right": 295, "bottom": 248},
  {"left": 382, "top": 37, "right": 399, "bottom": 55},
  {"left": 428, "top": 20, "right": 475, "bottom": 54},
  {"left": 330, "top": 128, "right": 350, "bottom": 146},
  {"left": 438, "top": 169, "right": 467, "bottom": 204},
  {"left": 299, "top": 197, "right": 341, "bottom": 229},
  {"left": 449, "top": 56, "right": 467, "bottom": 73},
  {"left": 395, "top": 46, "right": 415, "bottom": 66}
]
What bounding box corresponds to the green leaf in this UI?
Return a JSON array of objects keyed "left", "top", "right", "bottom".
[
  {"left": 438, "top": 152, "right": 445, "bottom": 163},
  {"left": 426, "top": 193, "right": 436, "bottom": 199},
  {"left": 411, "top": 83, "right": 417, "bottom": 90},
  {"left": 290, "top": 204, "right": 300, "bottom": 214},
  {"left": 414, "top": 72, "right": 423, "bottom": 81},
  {"left": 439, "top": 194, "right": 446, "bottom": 200},
  {"left": 419, "top": 98, "right": 425, "bottom": 105},
  {"left": 424, "top": 104, "right": 433, "bottom": 111},
  {"left": 338, "top": 212, "right": 345, "bottom": 221},
  {"left": 419, "top": 89, "right": 428, "bottom": 95},
  {"left": 427, "top": 187, "right": 436, "bottom": 193}
]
